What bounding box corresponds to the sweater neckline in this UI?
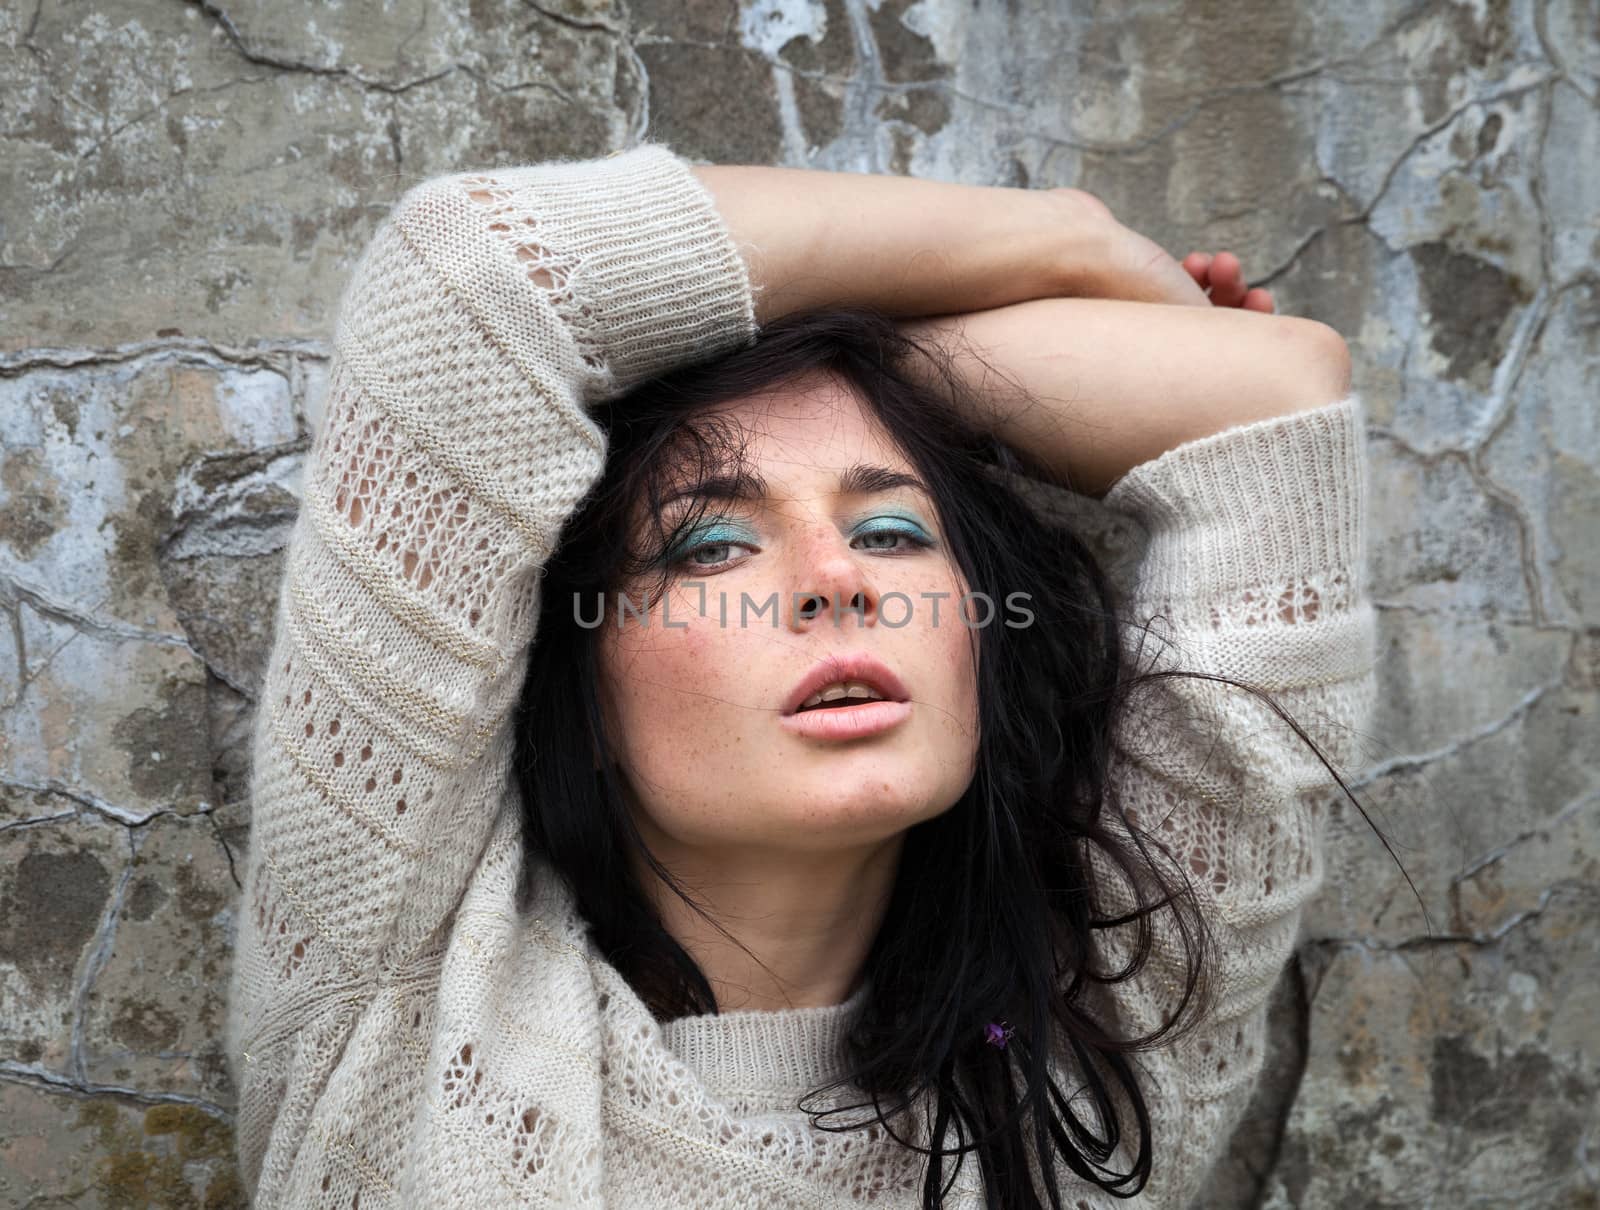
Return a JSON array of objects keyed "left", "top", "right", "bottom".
[{"left": 659, "top": 982, "right": 870, "bottom": 1103}]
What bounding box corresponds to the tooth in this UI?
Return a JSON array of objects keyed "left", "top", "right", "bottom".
[
  {"left": 845, "top": 684, "right": 873, "bottom": 699},
  {"left": 820, "top": 685, "right": 848, "bottom": 702}
]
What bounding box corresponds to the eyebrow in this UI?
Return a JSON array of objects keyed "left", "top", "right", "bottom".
[{"left": 661, "top": 462, "right": 930, "bottom": 509}]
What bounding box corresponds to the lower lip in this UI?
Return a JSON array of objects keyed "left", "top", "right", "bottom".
[{"left": 779, "top": 699, "right": 912, "bottom": 740}]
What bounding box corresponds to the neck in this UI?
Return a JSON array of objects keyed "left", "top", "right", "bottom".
[{"left": 633, "top": 829, "right": 902, "bottom": 1014}]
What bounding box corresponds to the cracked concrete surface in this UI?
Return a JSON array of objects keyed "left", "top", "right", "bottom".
[{"left": 1, "top": 0, "right": 1596, "bottom": 1206}]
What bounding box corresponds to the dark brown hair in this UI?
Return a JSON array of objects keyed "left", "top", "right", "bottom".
[{"left": 510, "top": 305, "right": 1395, "bottom": 1208}]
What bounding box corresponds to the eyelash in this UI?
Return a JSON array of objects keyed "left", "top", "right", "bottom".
[{"left": 672, "top": 522, "right": 936, "bottom": 572}]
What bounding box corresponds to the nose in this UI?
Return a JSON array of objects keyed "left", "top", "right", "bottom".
[{"left": 786, "top": 531, "right": 881, "bottom": 633}]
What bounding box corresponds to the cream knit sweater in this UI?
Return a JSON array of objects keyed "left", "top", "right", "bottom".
[{"left": 226, "top": 142, "right": 1377, "bottom": 1208}]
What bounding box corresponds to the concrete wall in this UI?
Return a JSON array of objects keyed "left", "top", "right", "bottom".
[{"left": 2, "top": 1, "right": 1595, "bottom": 1205}]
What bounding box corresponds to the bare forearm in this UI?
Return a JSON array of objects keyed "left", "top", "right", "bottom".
[
  {"left": 896, "top": 298, "right": 1352, "bottom": 498},
  {"left": 691, "top": 165, "right": 1105, "bottom": 325},
  {"left": 686, "top": 160, "right": 1349, "bottom": 495}
]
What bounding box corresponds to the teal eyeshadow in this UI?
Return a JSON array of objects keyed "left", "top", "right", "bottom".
[
  {"left": 853, "top": 511, "right": 935, "bottom": 542},
  {"left": 665, "top": 522, "right": 756, "bottom": 563},
  {"left": 664, "top": 512, "right": 935, "bottom": 563}
]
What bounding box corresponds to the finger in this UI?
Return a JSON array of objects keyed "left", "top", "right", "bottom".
[
  {"left": 1243, "top": 287, "right": 1276, "bottom": 314},
  {"left": 1181, "top": 251, "right": 1213, "bottom": 287},
  {"left": 1208, "top": 252, "right": 1249, "bottom": 307}
]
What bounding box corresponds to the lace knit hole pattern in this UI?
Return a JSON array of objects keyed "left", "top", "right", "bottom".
[
  {"left": 438, "top": 1041, "right": 581, "bottom": 1189},
  {"left": 256, "top": 654, "right": 320, "bottom": 981},
  {"left": 464, "top": 179, "right": 605, "bottom": 372},
  {"left": 281, "top": 662, "right": 417, "bottom": 850},
  {"left": 319, "top": 365, "right": 531, "bottom": 634},
  {"left": 248, "top": 857, "right": 314, "bottom": 982},
  {"left": 1207, "top": 569, "right": 1351, "bottom": 630},
  {"left": 1126, "top": 783, "right": 1315, "bottom": 909}
]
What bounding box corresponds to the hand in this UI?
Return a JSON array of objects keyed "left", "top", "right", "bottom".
[
  {"left": 1181, "top": 251, "right": 1276, "bottom": 313},
  {"left": 1045, "top": 190, "right": 1207, "bottom": 307},
  {"left": 1046, "top": 190, "right": 1277, "bottom": 314}
]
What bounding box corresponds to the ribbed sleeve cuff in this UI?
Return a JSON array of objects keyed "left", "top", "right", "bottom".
[
  {"left": 1100, "top": 395, "right": 1368, "bottom": 619},
  {"left": 455, "top": 142, "right": 762, "bottom": 397}
]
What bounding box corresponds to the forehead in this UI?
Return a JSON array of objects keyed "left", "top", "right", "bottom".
[{"left": 697, "top": 370, "right": 910, "bottom": 481}]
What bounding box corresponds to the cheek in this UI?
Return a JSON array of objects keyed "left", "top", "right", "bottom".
[
  {"left": 905, "top": 565, "right": 981, "bottom": 698},
  {"left": 926, "top": 602, "right": 982, "bottom": 753},
  {"left": 600, "top": 611, "right": 765, "bottom": 785}
]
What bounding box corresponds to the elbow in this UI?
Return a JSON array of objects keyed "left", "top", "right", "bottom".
[{"left": 1282, "top": 317, "right": 1352, "bottom": 409}]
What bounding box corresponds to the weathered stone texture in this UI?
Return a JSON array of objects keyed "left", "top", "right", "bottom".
[{"left": 2, "top": 0, "right": 1594, "bottom": 1205}]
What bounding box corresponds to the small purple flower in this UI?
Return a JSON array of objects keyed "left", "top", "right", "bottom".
[{"left": 984, "top": 1020, "right": 1013, "bottom": 1050}]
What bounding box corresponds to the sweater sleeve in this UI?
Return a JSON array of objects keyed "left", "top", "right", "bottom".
[
  {"left": 1087, "top": 396, "right": 1377, "bottom": 1207},
  {"left": 224, "top": 144, "right": 759, "bottom": 1195}
]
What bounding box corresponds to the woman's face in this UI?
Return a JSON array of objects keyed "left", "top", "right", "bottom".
[{"left": 595, "top": 371, "right": 981, "bottom": 858}]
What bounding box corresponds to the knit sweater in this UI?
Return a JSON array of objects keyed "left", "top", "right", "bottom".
[{"left": 226, "top": 142, "right": 1377, "bottom": 1208}]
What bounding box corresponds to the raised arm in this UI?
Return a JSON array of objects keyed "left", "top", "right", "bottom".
[
  {"left": 228, "top": 145, "right": 764, "bottom": 1197},
  {"left": 1078, "top": 392, "right": 1377, "bottom": 1207},
  {"left": 890, "top": 260, "right": 1374, "bottom": 1205},
  {"left": 893, "top": 298, "right": 1352, "bottom": 497},
  {"left": 691, "top": 163, "right": 1337, "bottom": 498},
  {"left": 688, "top": 165, "right": 1195, "bottom": 324}
]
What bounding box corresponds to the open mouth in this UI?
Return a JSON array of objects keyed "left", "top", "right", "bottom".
[
  {"left": 780, "top": 683, "right": 911, "bottom": 740},
  {"left": 795, "top": 683, "right": 889, "bottom": 712}
]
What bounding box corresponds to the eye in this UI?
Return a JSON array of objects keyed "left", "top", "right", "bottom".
[
  {"left": 665, "top": 519, "right": 760, "bottom": 573},
  {"left": 679, "top": 539, "right": 755, "bottom": 569},
  {"left": 852, "top": 517, "right": 936, "bottom": 554},
  {"left": 856, "top": 531, "right": 912, "bottom": 551}
]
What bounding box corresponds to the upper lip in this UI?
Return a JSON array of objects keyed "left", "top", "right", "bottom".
[{"left": 781, "top": 652, "right": 909, "bottom": 717}]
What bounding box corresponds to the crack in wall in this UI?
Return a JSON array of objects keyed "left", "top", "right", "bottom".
[
  {"left": 208, "top": 809, "right": 242, "bottom": 891},
  {"left": 1346, "top": 72, "right": 1558, "bottom": 233},
  {"left": 385, "top": 98, "right": 403, "bottom": 178},
  {"left": 1350, "top": 676, "right": 1560, "bottom": 788},
  {"left": 0, "top": 1061, "right": 232, "bottom": 1120},
  {"left": 20, "top": 0, "right": 45, "bottom": 64},
  {"left": 67, "top": 832, "right": 134, "bottom": 1085},
  {"left": 1533, "top": 2, "right": 1600, "bottom": 107},
  {"left": 1452, "top": 785, "right": 1600, "bottom": 884},
  {"left": 183, "top": 0, "right": 455, "bottom": 94},
  {"left": 1256, "top": 72, "right": 1563, "bottom": 299},
  {"left": 618, "top": 24, "right": 650, "bottom": 146},
  {"left": 0, "top": 810, "right": 77, "bottom": 834},
  {"left": 0, "top": 336, "right": 329, "bottom": 377},
  {"left": 4, "top": 600, "right": 24, "bottom": 711},
  {"left": 1312, "top": 879, "right": 1591, "bottom": 951},
  {"left": 1365, "top": 426, "right": 1556, "bottom": 630},
  {"left": 0, "top": 571, "right": 198, "bottom": 657},
  {"left": 1036, "top": 57, "right": 1339, "bottom": 164},
  {"left": 837, "top": 0, "right": 889, "bottom": 172},
  {"left": 0, "top": 774, "right": 220, "bottom": 828},
  {"left": 523, "top": 0, "right": 623, "bottom": 37},
  {"left": 73, "top": 76, "right": 265, "bottom": 165},
  {"left": 1529, "top": 79, "right": 1557, "bottom": 290}
]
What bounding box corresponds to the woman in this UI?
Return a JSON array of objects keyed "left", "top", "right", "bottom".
[{"left": 227, "top": 143, "right": 1375, "bottom": 1208}]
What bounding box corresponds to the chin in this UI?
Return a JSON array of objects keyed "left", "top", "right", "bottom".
[{"left": 763, "top": 776, "right": 962, "bottom": 846}]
